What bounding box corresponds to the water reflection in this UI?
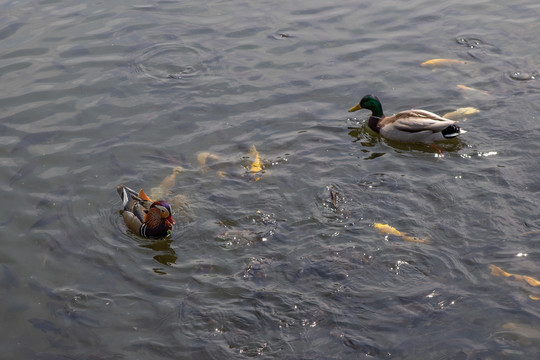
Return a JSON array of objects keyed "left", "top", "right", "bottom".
[
  {"left": 347, "top": 124, "right": 467, "bottom": 157},
  {"left": 138, "top": 237, "right": 177, "bottom": 273},
  {"left": 3, "top": 0, "right": 540, "bottom": 357}
]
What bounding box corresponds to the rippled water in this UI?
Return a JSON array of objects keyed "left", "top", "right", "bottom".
[{"left": 2, "top": 0, "right": 540, "bottom": 358}]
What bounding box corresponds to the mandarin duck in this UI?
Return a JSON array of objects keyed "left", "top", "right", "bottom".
[
  {"left": 117, "top": 185, "right": 175, "bottom": 238},
  {"left": 348, "top": 94, "right": 466, "bottom": 144}
]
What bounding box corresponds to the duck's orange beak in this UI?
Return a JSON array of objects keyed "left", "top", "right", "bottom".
[{"left": 167, "top": 216, "right": 176, "bottom": 225}]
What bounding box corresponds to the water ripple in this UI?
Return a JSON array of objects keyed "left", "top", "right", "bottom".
[
  {"left": 130, "top": 42, "right": 209, "bottom": 82},
  {"left": 1, "top": 0, "right": 540, "bottom": 358}
]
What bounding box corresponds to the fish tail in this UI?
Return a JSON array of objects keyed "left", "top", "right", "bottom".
[{"left": 489, "top": 264, "right": 511, "bottom": 278}]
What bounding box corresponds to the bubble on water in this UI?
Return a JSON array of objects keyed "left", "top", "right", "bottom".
[
  {"left": 508, "top": 70, "right": 537, "bottom": 81},
  {"left": 456, "top": 36, "right": 483, "bottom": 48}
]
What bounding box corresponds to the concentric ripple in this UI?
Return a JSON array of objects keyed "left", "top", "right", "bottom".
[{"left": 130, "top": 42, "right": 213, "bottom": 82}]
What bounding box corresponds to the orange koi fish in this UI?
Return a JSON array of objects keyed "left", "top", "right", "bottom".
[
  {"left": 457, "top": 84, "right": 490, "bottom": 96},
  {"left": 442, "top": 107, "right": 480, "bottom": 120},
  {"left": 489, "top": 264, "right": 540, "bottom": 287},
  {"left": 249, "top": 145, "right": 262, "bottom": 173},
  {"left": 421, "top": 58, "right": 468, "bottom": 68},
  {"left": 374, "top": 223, "right": 430, "bottom": 244}
]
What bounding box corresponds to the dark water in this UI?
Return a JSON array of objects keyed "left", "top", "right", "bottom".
[{"left": 1, "top": 0, "right": 540, "bottom": 358}]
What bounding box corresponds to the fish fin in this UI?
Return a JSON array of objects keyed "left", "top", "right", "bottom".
[
  {"left": 522, "top": 275, "right": 540, "bottom": 287},
  {"left": 489, "top": 264, "right": 510, "bottom": 277},
  {"left": 249, "top": 145, "right": 262, "bottom": 173}
]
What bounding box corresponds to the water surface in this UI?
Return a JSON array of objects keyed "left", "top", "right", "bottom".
[{"left": 1, "top": 0, "right": 540, "bottom": 358}]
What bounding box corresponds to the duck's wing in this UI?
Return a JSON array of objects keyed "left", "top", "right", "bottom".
[
  {"left": 122, "top": 211, "right": 144, "bottom": 235},
  {"left": 117, "top": 185, "right": 151, "bottom": 221},
  {"left": 389, "top": 110, "right": 456, "bottom": 133}
]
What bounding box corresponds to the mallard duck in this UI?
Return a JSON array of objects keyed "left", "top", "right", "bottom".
[
  {"left": 117, "top": 185, "right": 175, "bottom": 238},
  {"left": 348, "top": 95, "right": 466, "bottom": 143}
]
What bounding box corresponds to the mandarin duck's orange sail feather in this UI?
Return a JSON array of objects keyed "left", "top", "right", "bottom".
[{"left": 138, "top": 189, "right": 152, "bottom": 202}]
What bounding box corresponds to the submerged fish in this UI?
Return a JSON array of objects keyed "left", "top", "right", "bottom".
[
  {"left": 197, "top": 151, "right": 220, "bottom": 168},
  {"left": 442, "top": 107, "right": 480, "bottom": 120},
  {"left": 28, "top": 318, "right": 62, "bottom": 334},
  {"left": 421, "top": 58, "right": 468, "bottom": 68},
  {"left": 374, "top": 223, "right": 429, "bottom": 244},
  {"left": 150, "top": 166, "right": 183, "bottom": 200},
  {"left": 457, "top": 84, "right": 490, "bottom": 96},
  {"left": 501, "top": 322, "right": 540, "bottom": 342},
  {"left": 9, "top": 157, "right": 42, "bottom": 186},
  {"left": 489, "top": 264, "right": 540, "bottom": 287}
]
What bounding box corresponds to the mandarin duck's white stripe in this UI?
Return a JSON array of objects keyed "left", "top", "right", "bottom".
[{"left": 140, "top": 223, "right": 148, "bottom": 238}]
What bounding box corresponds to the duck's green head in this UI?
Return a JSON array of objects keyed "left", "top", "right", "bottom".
[{"left": 348, "top": 94, "right": 384, "bottom": 118}]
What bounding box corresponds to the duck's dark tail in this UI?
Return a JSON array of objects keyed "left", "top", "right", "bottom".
[
  {"left": 442, "top": 124, "right": 464, "bottom": 138},
  {"left": 117, "top": 185, "right": 130, "bottom": 210},
  {"left": 117, "top": 185, "right": 140, "bottom": 210}
]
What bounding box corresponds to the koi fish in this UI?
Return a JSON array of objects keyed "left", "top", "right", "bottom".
[
  {"left": 421, "top": 58, "right": 468, "bottom": 68},
  {"left": 249, "top": 144, "right": 263, "bottom": 173},
  {"left": 374, "top": 223, "right": 429, "bottom": 244},
  {"left": 502, "top": 322, "right": 540, "bottom": 338},
  {"left": 442, "top": 107, "right": 480, "bottom": 120},
  {"left": 490, "top": 264, "right": 540, "bottom": 302},
  {"left": 197, "top": 152, "right": 220, "bottom": 168},
  {"left": 151, "top": 166, "right": 183, "bottom": 199},
  {"left": 489, "top": 264, "right": 540, "bottom": 287},
  {"left": 457, "top": 84, "right": 490, "bottom": 96}
]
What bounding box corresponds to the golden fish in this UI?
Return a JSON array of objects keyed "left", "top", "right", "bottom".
[
  {"left": 457, "top": 84, "right": 490, "bottom": 96},
  {"left": 489, "top": 264, "right": 540, "bottom": 287},
  {"left": 442, "top": 107, "right": 480, "bottom": 120},
  {"left": 151, "top": 166, "right": 183, "bottom": 199},
  {"left": 502, "top": 322, "right": 540, "bottom": 338},
  {"left": 197, "top": 151, "right": 221, "bottom": 174},
  {"left": 421, "top": 58, "right": 468, "bottom": 68},
  {"left": 197, "top": 152, "right": 220, "bottom": 167},
  {"left": 217, "top": 170, "right": 227, "bottom": 178},
  {"left": 374, "top": 223, "right": 429, "bottom": 244},
  {"left": 249, "top": 144, "right": 263, "bottom": 173}
]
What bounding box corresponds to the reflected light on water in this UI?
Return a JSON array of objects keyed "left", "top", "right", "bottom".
[{"left": 2, "top": 0, "right": 540, "bottom": 358}]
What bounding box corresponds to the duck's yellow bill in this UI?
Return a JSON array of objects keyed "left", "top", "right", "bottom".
[{"left": 348, "top": 104, "right": 362, "bottom": 112}]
